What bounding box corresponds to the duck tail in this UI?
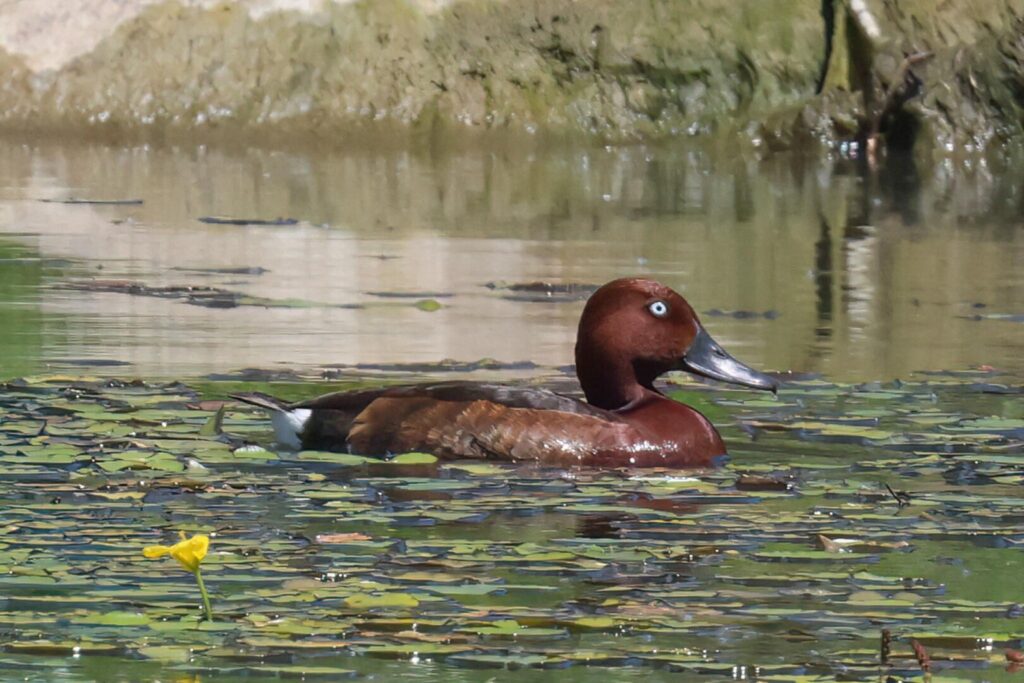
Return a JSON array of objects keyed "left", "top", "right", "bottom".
[
  {"left": 230, "top": 392, "right": 310, "bottom": 450},
  {"left": 229, "top": 392, "right": 291, "bottom": 412}
]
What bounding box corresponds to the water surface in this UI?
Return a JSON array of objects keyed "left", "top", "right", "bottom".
[
  {"left": 0, "top": 136, "right": 1022, "bottom": 682},
  {"left": 1, "top": 137, "right": 1021, "bottom": 381}
]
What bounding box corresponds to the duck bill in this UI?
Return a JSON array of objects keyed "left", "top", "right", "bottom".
[{"left": 679, "top": 328, "right": 779, "bottom": 393}]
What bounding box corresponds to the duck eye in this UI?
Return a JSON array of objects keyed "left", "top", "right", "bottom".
[{"left": 648, "top": 300, "right": 669, "bottom": 318}]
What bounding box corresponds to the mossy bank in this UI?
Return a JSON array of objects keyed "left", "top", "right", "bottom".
[{"left": 0, "top": 0, "right": 1021, "bottom": 155}]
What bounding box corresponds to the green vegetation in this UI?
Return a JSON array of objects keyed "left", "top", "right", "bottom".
[{"left": 0, "top": 371, "right": 1021, "bottom": 679}]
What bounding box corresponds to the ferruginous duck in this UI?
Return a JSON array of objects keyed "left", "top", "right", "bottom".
[{"left": 231, "top": 278, "right": 778, "bottom": 467}]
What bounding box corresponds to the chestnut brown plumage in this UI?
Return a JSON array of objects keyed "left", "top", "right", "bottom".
[{"left": 232, "top": 278, "right": 778, "bottom": 467}]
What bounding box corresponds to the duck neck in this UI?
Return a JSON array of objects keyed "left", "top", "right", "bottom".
[{"left": 575, "top": 347, "right": 651, "bottom": 411}]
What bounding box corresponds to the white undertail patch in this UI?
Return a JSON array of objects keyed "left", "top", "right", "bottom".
[{"left": 270, "top": 408, "right": 312, "bottom": 450}]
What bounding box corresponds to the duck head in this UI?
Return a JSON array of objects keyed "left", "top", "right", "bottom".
[{"left": 575, "top": 278, "right": 778, "bottom": 410}]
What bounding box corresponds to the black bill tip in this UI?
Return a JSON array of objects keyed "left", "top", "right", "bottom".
[{"left": 680, "top": 328, "right": 780, "bottom": 393}]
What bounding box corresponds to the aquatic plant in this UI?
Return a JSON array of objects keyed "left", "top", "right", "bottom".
[
  {"left": 0, "top": 371, "right": 1022, "bottom": 678},
  {"left": 143, "top": 532, "right": 213, "bottom": 622}
]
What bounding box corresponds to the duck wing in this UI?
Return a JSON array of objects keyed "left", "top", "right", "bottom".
[
  {"left": 293, "top": 381, "right": 603, "bottom": 412},
  {"left": 289, "top": 381, "right": 642, "bottom": 462}
]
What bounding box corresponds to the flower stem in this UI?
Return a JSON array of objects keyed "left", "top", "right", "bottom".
[{"left": 193, "top": 569, "right": 213, "bottom": 622}]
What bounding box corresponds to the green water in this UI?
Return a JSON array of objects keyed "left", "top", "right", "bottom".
[{"left": 0, "top": 137, "right": 1022, "bottom": 681}]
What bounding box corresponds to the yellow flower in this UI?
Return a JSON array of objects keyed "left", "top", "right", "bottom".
[{"left": 143, "top": 532, "right": 209, "bottom": 572}]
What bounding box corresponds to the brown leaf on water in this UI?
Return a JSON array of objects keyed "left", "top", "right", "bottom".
[
  {"left": 615, "top": 601, "right": 683, "bottom": 618},
  {"left": 735, "top": 475, "right": 791, "bottom": 491},
  {"left": 817, "top": 535, "right": 850, "bottom": 553},
  {"left": 910, "top": 638, "right": 931, "bottom": 672},
  {"left": 187, "top": 400, "right": 231, "bottom": 411},
  {"left": 315, "top": 533, "right": 372, "bottom": 544},
  {"left": 817, "top": 534, "right": 910, "bottom": 553},
  {"left": 370, "top": 630, "right": 472, "bottom": 644},
  {"left": 1007, "top": 648, "right": 1024, "bottom": 663}
]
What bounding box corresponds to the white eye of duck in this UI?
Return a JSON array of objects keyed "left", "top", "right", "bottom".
[{"left": 648, "top": 300, "right": 669, "bottom": 318}]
